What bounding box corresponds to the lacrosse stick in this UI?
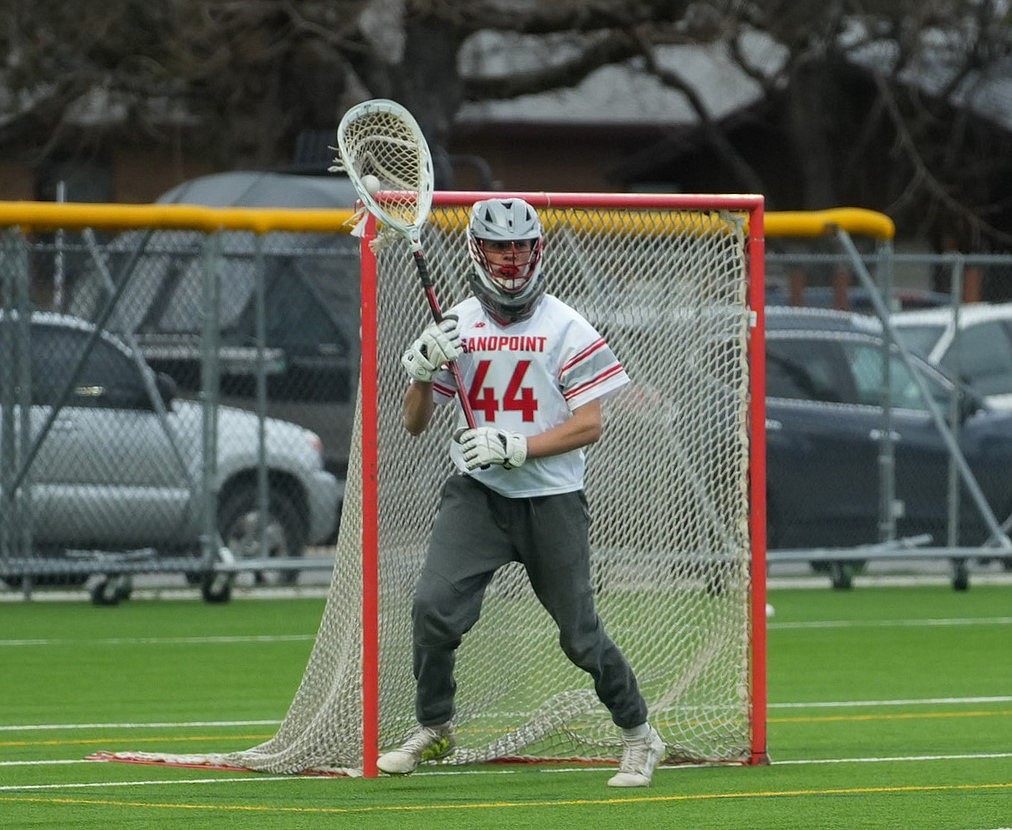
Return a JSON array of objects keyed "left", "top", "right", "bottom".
[{"left": 332, "top": 98, "right": 477, "bottom": 428}]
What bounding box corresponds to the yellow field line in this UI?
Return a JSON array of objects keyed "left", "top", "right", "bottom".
[
  {"left": 0, "top": 782, "right": 1008, "bottom": 815},
  {"left": 770, "top": 710, "right": 1011, "bottom": 724}
]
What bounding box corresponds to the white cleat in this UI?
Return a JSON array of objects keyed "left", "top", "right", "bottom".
[
  {"left": 376, "top": 723, "right": 455, "bottom": 775},
  {"left": 607, "top": 725, "right": 665, "bottom": 787}
]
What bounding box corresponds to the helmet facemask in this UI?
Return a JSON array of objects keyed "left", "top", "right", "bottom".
[
  {"left": 470, "top": 238, "right": 542, "bottom": 294},
  {"left": 466, "top": 198, "right": 546, "bottom": 324}
]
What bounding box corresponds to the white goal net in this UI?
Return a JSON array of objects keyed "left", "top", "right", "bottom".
[{"left": 224, "top": 192, "right": 767, "bottom": 774}]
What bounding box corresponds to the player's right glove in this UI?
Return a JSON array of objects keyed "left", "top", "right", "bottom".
[{"left": 401, "top": 315, "right": 462, "bottom": 382}]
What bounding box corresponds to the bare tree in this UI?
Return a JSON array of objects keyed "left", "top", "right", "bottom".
[
  {"left": 1, "top": 0, "right": 1009, "bottom": 242},
  {"left": 722, "top": 0, "right": 1012, "bottom": 244}
]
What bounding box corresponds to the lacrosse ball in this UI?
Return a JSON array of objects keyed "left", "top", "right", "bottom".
[{"left": 362, "top": 174, "right": 382, "bottom": 195}]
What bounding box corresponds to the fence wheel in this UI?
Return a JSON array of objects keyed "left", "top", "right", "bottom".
[
  {"left": 952, "top": 560, "right": 969, "bottom": 592},
  {"left": 201, "top": 572, "right": 233, "bottom": 604},
  {"left": 90, "top": 575, "right": 132, "bottom": 606},
  {"left": 829, "top": 562, "right": 854, "bottom": 590}
]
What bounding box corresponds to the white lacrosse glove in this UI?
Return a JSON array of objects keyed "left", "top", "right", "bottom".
[
  {"left": 455, "top": 427, "right": 527, "bottom": 471},
  {"left": 401, "top": 315, "right": 462, "bottom": 382}
]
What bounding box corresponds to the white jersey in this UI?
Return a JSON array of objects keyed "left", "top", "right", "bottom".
[{"left": 427, "top": 294, "right": 630, "bottom": 497}]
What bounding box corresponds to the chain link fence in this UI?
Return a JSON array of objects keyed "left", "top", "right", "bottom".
[
  {"left": 764, "top": 237, "right": 1012, "bottom": 588},
  {"left": 1, "top": 206, "right": 357, "bottom": 603},
  {"left": 2, "top": 201, "right": 1010, "bottom": 600}
]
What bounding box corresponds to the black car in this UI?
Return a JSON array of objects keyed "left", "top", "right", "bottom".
[{"left": 765, "top": 307, "right": 1012, "bottom": 557}]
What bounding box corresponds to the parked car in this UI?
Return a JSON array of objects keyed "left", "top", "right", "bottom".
[
  {"left": 891, "top": 302, "right": 1012, "bottom": 411},
  {"left": 766, "top": 285, "right": 950, "bottom": 312},
  {"left": 765, "top": 306, "right": 1012, "bottom": 564},
  {"left": 66, "top": 170, "right": 362, "bottom": 480},
  {"left": 0, "top": 312, "right": 342, "bottom": 587}
]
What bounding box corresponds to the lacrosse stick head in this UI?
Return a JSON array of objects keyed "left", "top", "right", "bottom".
[{"left": 333, "top": 99, "right": 434, "bottom": 248}]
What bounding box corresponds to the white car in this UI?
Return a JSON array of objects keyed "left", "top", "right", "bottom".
[
  {"left": 891, "top": 302, "right": 1012, "bottom": 411},
  {"left": 0, "top": 312, "right": 341, "bottom": 589}
]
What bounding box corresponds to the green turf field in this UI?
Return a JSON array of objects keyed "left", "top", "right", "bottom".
[{"left": 1, "top": 583, "right": 1008, "bottom": 829}]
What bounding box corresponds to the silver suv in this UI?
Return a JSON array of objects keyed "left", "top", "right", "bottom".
[{"left": 0, "top": 312, "right": 341, "bottom": 589}]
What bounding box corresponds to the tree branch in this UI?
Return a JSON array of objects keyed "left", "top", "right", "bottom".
[
  {"left": 635, "top": 29, "right": 766, "bottom": 194},
  {"left": 463, "top": 30, "right": 641, "bottom": 100},
  {"left": 874, "top": 72, "right": 1012, "bottom": 247}
]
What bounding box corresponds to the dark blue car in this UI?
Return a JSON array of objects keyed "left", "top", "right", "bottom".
[{"left": 765, "top": 308, "right": 1012, "bottom": 557}]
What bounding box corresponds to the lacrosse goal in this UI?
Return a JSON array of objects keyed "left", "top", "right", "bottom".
[{"left": 228, "top": 191, "right": 767, "bottom": 776}]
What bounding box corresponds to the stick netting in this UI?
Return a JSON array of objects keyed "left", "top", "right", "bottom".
[{"left": 224, "top": 199, "right": 757, "bottom": 773}]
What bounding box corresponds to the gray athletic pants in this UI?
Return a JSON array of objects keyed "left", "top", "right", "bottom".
[{"left": 412, "top": 473, "right": 648, "bottom": 729}]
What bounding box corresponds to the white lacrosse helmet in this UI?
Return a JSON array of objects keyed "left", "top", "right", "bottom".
[{"left": 466, "top": 198, "right": 545, "bottom": 324}]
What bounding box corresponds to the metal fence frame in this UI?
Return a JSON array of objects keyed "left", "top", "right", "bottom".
[
  {"left": 0, "top": 202, "right": 356, "bottom": 603},
  {"left": 1, "top": 201, "right": 1010, "bottom": 599},
  {"left": 765, "top": 231, "right": 1012, "bottom": 589}
]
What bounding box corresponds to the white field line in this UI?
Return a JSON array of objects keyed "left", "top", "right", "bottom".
[
  {"left": 769, "top": 753, "right": 1012, "bottom": 766},
  {"left": 769, "top": 695, "right": 1012, "bottom": 709},
  {"left": 1, "top": 752, "right": 1011, "bottom": 786},
  {"left": 768, "top": 617, "right": 1012, "bottom": 630},
  {"left": 2, "top": 616, "right": 1007, "bottom": 650},
  {"left": 0, "top": 634, "right": 315, "bottom": 647},
  {"left": 766, "top": 574, "right": 1012, "bottom": 588},
  {"left": 3, "top": 694, "right": 1009, "bottom": 734},
  {"left": 0, "top": 774, "right": 301, "bottom": 790},
  {"left": 0, "top": 720, "right": 281, "bottom": 732}
]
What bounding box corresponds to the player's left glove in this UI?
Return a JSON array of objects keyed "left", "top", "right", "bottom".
[{"left": 455, "top": 427, "right": 527, "bottom": 471}]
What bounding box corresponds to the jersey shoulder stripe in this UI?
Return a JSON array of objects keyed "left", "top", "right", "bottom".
[
  {"left": 561, "top": 337, "right": 607, "bottom": 374},
  {"left": 563, "top": 363, "right": 628, "bottom": 402}
]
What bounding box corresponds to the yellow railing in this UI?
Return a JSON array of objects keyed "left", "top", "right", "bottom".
[
  {"left": 765, "top": 208, "right": 894, "bottom": 240},
  {"left": 0, "top": 202, "right": 359, "bottom": 234},
  {"left": 0, "top": 201, "right": 895, "bottom": 241}
]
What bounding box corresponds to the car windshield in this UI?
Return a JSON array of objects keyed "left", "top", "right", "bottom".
[
  {"left": 891, "top": 322, "right": 946, "bottom": 357},
  {"left": 845, "top": 341, "right": 952, "bottom": 411}
]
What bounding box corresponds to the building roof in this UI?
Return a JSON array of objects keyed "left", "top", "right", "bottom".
[
  {"left": 455, "top": 29, "right": 786, "bottom": 129},
  {"left": 455, "top": 22, "right": 1011, "bottom": 134}
]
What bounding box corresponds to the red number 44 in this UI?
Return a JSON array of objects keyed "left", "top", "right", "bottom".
[{"left": 468, "top": 359, "right": 537, "bottom": 422}]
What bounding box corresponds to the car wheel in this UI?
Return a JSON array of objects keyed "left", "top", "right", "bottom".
[{"left": 217, "top": 485, "right": 307, "bottom": 586}]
